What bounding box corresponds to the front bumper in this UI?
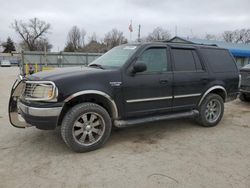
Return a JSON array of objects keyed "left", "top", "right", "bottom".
[
  {"left": 18, "top": 102, "right": 62, "bottom": 117},
  {"left": 9, "top": 77, "right": 63, "bottom": 130},
  {"left": 240, "top": 89, "right": 250, "bottom": 94},
  {"left": 240, "top": 85, "right": 250, "bottom": 93},
  {"left": 18, "top": 102, "right": 63, "bottom": 130}
]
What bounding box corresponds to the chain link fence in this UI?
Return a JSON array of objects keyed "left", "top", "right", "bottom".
[
  {"left": 20, "top": 51, "right": 102, "bottom": 75},
  {"left": 0, "top": 53, "right": 21, "bottom": 66},
  {"left": 1, "top": 51, "right": 103, "bottom": 75}
]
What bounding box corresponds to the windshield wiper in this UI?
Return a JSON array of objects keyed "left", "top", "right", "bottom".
[{"left": 88, "top": 63, "right": 104, "bottom": 69}]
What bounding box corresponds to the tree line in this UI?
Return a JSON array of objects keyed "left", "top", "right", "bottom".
[{"left": 1, "top": 17, "right": 250, "bottom": 53}]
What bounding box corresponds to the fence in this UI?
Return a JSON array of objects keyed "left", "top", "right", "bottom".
[
  {"left": 0, "top": 53, "right": 21, "bottom": 65},
  {"left": 20, "top": 51, "right": 102, "bottom": 75}
]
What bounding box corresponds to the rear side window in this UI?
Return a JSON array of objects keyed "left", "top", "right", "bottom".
[
  {"left": 201, "top": 48, "right": 237, "bottom": 72},
  {"left": 172, "top": 48, "right": 203, "bottom": 71}
]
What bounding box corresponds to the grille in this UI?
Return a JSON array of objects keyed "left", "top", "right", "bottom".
[
  {"left": 241, "top": 72, "right": 250, "bottom": 86},
  {"left": 24, "top": 83, "right": 36, "bottom": 98},
  {"left": 241, "top": 72, "right": 248, "bottom": 80}
]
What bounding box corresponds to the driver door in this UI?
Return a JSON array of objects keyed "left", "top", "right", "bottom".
[{"left": 122, "top": 46, "right": 173, "bottom": 118}]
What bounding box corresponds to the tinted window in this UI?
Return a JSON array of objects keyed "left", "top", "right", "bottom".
[
  {"left": 201, "top": 48, "right": 237, "bottom": 72},
  {"left": 192, "top": 51, "right": 203, "bottom": 70},
  {"left": 138, "top": 47, "right": 167, "bottom": 73},
  {"left": 172, "top": 49, "right": 196, "bottom": 71}
]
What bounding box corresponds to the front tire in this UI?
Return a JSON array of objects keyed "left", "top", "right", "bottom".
[
  {"left": 196, "top": 93, "right": 224, "bottom": 127},
  {"left": 61, "top": 103, "right": 112, "bottom": 152}
]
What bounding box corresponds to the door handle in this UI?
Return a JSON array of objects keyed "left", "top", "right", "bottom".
[
  {"left": 201, "top": 78, "right": 209, "bottom": 82},
  {"left": 159, "top": 79, "right": 169, "bottom": 84}
]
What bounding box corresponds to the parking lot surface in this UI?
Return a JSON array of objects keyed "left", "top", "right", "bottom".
[{"left": 0, "top": 67, "right": 250, "bottom": 188}]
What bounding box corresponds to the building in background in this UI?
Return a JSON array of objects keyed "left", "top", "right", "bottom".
[{"left": 169, "top": 37, "right": 250, "bottom": 68}]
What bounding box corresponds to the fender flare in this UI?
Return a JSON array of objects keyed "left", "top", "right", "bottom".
[
  {"left": 198, "top": 86, "right": 227, "bottom": 106},
  {"left": 64, "top": 90, "right": 118, "bottom": 119}
]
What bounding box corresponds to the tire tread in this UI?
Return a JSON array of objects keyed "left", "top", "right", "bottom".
[{"left": 61, "top": 102, "right": 112, "bottom": 152}]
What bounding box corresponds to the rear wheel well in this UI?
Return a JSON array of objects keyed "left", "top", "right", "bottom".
[
  {"left": 209, "top": 89, "right": 226, "bottom": 101},
  {"left": 198, "top": 87, "right": 227, "bottom": 107},
  {"left": 57, "top": 94, "right": 115, "bottom": 126}
]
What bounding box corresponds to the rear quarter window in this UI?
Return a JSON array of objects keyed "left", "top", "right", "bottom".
[{"left": 200, "top": 48, "right": 237, "bottom": 73}]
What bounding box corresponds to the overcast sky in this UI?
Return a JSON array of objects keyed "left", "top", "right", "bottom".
[{"left": 0, "top": 0, "right": 249, "bottom": 51}]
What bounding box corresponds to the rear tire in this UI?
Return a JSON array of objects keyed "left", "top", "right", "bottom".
[
  {"left": 61, "top": 103, "right": 112, "bottom": 152},
  {"left": 196, "top": 93, "right": 224, "bottom": 127}
]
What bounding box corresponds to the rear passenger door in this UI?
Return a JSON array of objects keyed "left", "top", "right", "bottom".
[{"left": 171, "top": 47, "right": 209, "bottom": 111}]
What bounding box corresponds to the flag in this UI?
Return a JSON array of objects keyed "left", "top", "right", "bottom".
[{"left": 129, "top": 22, "right": 133, "bottom": 32}]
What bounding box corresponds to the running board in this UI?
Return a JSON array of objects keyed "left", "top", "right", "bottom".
[{"left": 114, "top": 110, "right": 199, "bottom": 128}]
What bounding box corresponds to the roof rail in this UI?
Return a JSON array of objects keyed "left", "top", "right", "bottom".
[{"left": 159, "top": 40, "right": 218, "bottom": 47}]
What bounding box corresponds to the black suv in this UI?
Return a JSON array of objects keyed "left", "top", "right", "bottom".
[
  {"left": 239, "top": 64, "right": 250, "bottom": 102},
  {"left": 9, "top": 42, "right": 239, "bottom": 152}
]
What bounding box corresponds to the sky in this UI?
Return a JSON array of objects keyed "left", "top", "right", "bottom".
[{"left": 0, "top": 0, "right": 249, "bottom": 51}]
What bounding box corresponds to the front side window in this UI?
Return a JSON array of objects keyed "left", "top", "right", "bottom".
[{"left": 138, "top": 47, "right": 167, "bottom": 73}]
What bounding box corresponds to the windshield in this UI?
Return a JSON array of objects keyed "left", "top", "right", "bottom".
[{"left": 89, "top": 45, "right": 138, "bottom": 68}]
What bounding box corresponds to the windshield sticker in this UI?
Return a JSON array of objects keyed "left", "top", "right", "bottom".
[{"left": 123, "top": 46, "right": 137, "bottom": 50}]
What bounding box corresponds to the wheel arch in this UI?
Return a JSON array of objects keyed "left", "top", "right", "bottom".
[
  {"left": 57, "top": 90, "right": 118, "bottom": 126},
  {"left": 198, "top": 86, "right": 227, "bottom": 106}
]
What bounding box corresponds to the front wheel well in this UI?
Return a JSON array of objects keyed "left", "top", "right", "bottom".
[{"left": 57, "top": 94, "right": 117, "bottom": 126}]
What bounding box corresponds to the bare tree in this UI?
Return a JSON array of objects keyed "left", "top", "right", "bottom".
[
  {"left": 81, "top": 29, "right": 87, "bottom": 47},
  {"left": 104, "top": 28, "right": 127, "bottom": 50},
  {"left": 222, "top": 31, "right": 237, "bottom": 43},
  {"left": 235, "top": 29, "right": 250, "bottom": 44},
  {"left": 205, "top": 34, "right": 218, "bottom": 40},
  {"left": 222, "top": 29, "right": 250, "bottom": 44},
  {"left": 82, "top": 40, "right": 107, "bottom": 53},
  {"left": 12, "top": 17, "right": 52, "bottom": 51},
  {"left": 64, "top": 26, "right": 86, "bottom": 52},
  {"left": 64, "top": 26, "right": 85, "bottom": 52},
  {"left": 88, "top": 32, "right": 98, "bottom": 42},
  {"left": 146, "top": 27, "right": 171, "bottom": 41}
]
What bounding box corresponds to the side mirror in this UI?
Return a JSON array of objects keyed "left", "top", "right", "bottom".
[{"left": 132, "top": 61, "right": 147, "bottom": 74}]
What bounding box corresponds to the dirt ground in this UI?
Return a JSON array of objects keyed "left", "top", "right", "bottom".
[{"left": 0, "top": 67, "right": 250, "bottom": 188}]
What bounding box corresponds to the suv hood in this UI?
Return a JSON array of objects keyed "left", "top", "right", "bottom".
[
  {"left": 240, "top": 66, "right": 250, "bottom": 72},
  {"left": 28, "top": 66, "right": 104, "bottom": 81}
]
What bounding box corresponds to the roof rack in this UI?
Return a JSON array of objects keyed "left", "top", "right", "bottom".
[{"left": 159, "top": 40, "right": 218, "bottom": 47}]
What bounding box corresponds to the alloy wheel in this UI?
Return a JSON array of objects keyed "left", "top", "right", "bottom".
[{"left": 72, "top": 112, "right": 105, "bottom": 146}]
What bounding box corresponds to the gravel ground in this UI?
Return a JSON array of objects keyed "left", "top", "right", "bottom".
[{"left": 0, "top": 67, "right": 250, "bottom": 188}]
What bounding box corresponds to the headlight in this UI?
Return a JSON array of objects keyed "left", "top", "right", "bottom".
[{"left": 23, "top": 81, "right": 58, "bottom": 101}]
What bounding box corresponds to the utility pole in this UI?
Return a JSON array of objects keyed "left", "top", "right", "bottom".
[
  {"left": 138, "top": 24, "right": 141, "bottom": 42},
  {"left": 129, "top": 20, "right": 133, "bottom": 42}
]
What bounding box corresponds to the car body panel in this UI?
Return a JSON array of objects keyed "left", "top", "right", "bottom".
[{"left": 8, "top": 42, "right": 239, "bottom": 130}]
